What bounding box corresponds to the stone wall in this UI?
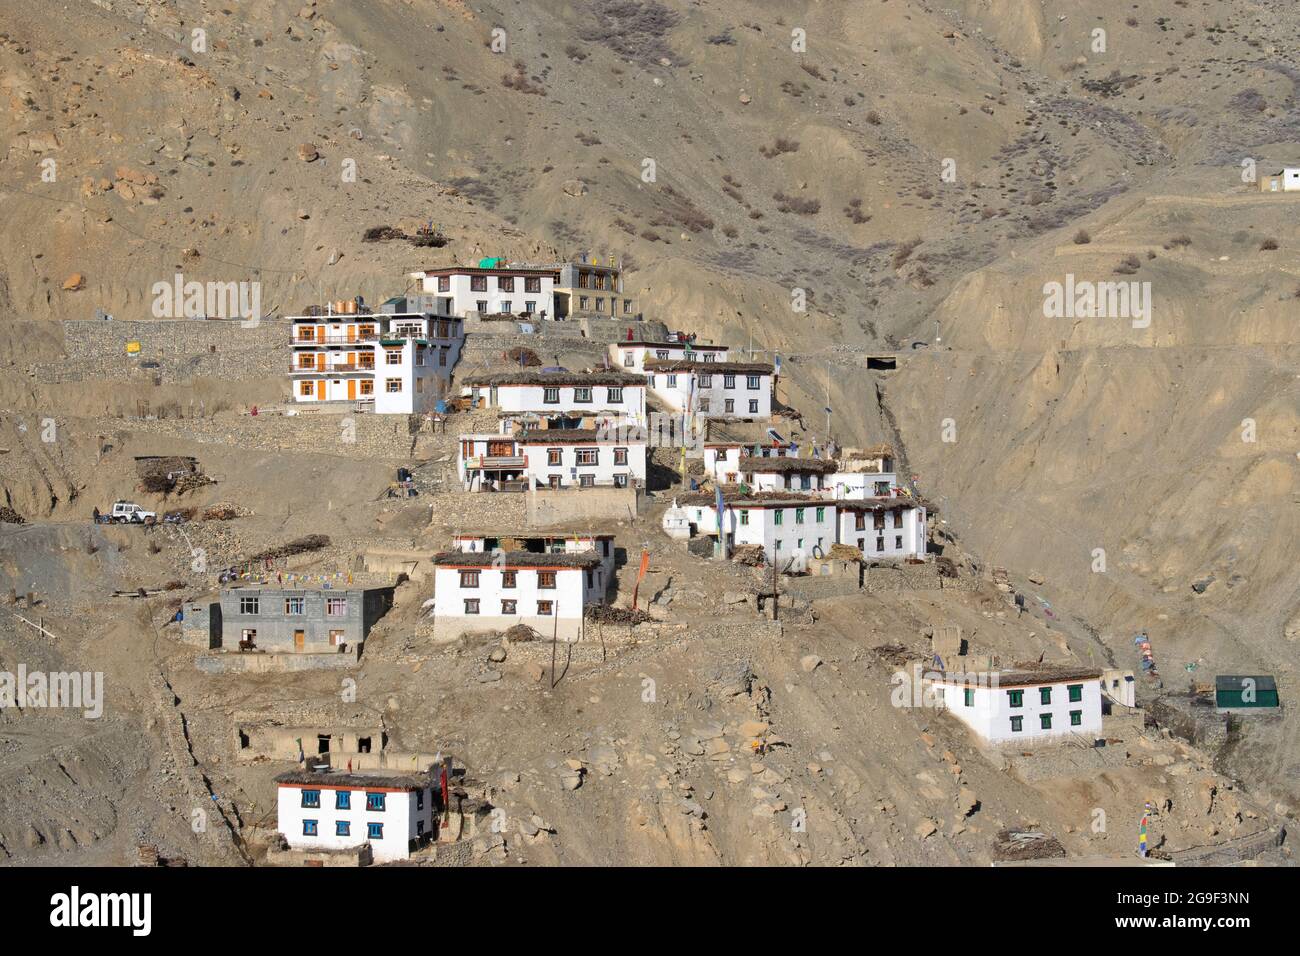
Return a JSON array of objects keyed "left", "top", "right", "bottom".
[
  {"left": 38, "top": 319, "right": 288, "bottom": 384},
  {"left": 115, "top": 409, "right": 419, "bottom": 458},
  {"left": 526, "top": 485, "right": 641, "bottom": 526}
]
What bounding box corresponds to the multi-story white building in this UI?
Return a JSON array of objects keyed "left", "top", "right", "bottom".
[
  {"left": 451, "top": 532, "right": 616, "bottom": 581},
  {"left": 431, "top": 551, "right": 607, "bottom": 641},
  {"left": 702, "top": 422, "right": 796, "bottom": 483},
  {"left": 827, "top": 444, "right": 900, "bottom": 499},
  {"left": 275, "top": 768, "right": 435, "bottom": 862},
  {"left": 461, "top": 370, "right": 647, "bottom": 424},
  {"left": 835, "top": 499, "right": 927, "bottom": 559},
  {"left": 289, "top": 302, "right": 464, "bottom": 413},
  {"left": 456, "top": 429, "right": 647, "bottom": 490},
  {"left": 644, "top": 359, "right": 774, "bottom": 420},
  {"left": 608, "top": 339, "right": 729, "bottom": 372},
  {"left": 409, "top": 265, "right": 559, "bottom": 318},
  {"left": 927, "top": 667, "right": 1104, "bottom": 746}
]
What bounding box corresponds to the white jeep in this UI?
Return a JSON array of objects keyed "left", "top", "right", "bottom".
[{"left": 110, "top": 501, "right": 157, "bottom": 524}]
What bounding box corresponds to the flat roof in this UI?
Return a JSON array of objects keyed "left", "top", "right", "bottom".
[
  {"left": 678, "top": 488, "right": 830, "bottom": 507},
  {"left": 517, "top": 428, "right": 643, "bottom": 444},
  {"left": 931, "top": 666, "right": 1103, "bottom": 688},
  {"left": 738, "top": 457, "right": 838, "bottom": 474},
  {"left": 835, "top": 497, "right": 924, "bottom": 512},
  {"left": 452, "top": 531, "right": 614, "bottom": 539},
  {"left": 416, "top": 266, "right": 560, "bottom": 276},
  {"left": 275, "top": 769, "right": 431, "bottom": 790},
  {"left": 461, "top": 369, "right": 647, "bottom": 387},
  {"left": 644, "top": 359, "right": 774, "bottom": 374},
  {"left": 619, "top": 340, "right": 726, "bottom": 350},
  {"left": 432, "top": 551, "right": 601, "bottom": 569}
]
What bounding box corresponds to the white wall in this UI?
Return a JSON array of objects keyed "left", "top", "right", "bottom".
[
  {"left": 826, "top": 472, "right": 897, "bottom": 500},
  {"left": 412, "top": 272, "right": 557, "bottom": 318},
  {"left": 277, "top": 783, "right": 431, "bottom": 862},
  {"left": 520, "top": 440, "right": 647, "bottom": 487},
  {"left": 935, "top": 677, "right": 1103, "bottom": 744},
  {"left": 650, "top": 370, "right": 772, "bottom": 419},
  {"left": 469, "top": 382, "right": 646, "bottom": 421},
  {"left": 432, "top": 564, "right": 593, "bottom": 640},
  {"left": 685, "top": 501, "right": 836, "bottom": 562},
  {"left": 837, "top": 505, "right": 926, "bottom": 559},
  {"left": 609, "top": 342, "right": 730, "bottom": 372}
]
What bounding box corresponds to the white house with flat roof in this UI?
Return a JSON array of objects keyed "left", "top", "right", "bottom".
[
  {"left": 451, "top": 532, "right": 616, "bottom": 579},
  {"left": 409, "top": 266, "right": 559, "bottom": 318},
  {"left": 836, "top": 499, "right": 927, "bottom": 559},
  {"left": 517, "top": 429, "right": 646, "bottom": 489},
  {"left": 608, "top": 340, "right": 730, "bottom": 372},
  {"left": 927, "top": 667, "right": 1104, "bottom": 746},
  {"left": 674, "top": 492, "right": 837, "bottom": 564},
  {"left": 736, "top": 456, "right": 837, "bottom": 494},
  {"left": 289, "top": 305, "right": 464, "bottom": 413},
  {"left": 644, "top": 359, "right": 774, "bottom": 420},
  {"left": 461, "top": 369, "right": 647, "bottom": 424},
  {"left": 275, "top": 768, "right": 434, "bottom": 862},
  {"left": 1260, "top": 168, "right": 1300, "bottom": 192},
  {"left": 431, "top": 551, "right": 606, "bottom": 641}
]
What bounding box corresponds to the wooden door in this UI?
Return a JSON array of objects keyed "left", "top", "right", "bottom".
[
  {"left": 348, "top": 324, "right": 357, "bottom": 343},
  {"left": 347, "top": 379, "right": 357, "bottom": 401},
  {"left": 294, "top": 629, "right": 305, "bottom": 650},
  {"left": 316, "top": 380, "right": 325, "bottom": 400}
]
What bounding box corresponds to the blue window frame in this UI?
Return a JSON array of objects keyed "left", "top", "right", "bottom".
[
  {"left": 300, "top": 789, "right": 320, "bottom": 809},
  {"left": 302, "top": 819, "right": 318, "bottom": 836},
  {"left": 335, "top": 790, "right": 351, "bottom": 810},
  {"left": 366, "top": 792, "right": 386, "bottom": 812},
  {"left": 336, "top": 821, "right": 350, "bottom": 837},
  {"left": 367, "top": 822, "right": 383, "bottom": 840}
]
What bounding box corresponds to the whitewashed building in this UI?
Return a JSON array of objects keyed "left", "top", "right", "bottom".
[
  {"left": 702, "top": 422, "right": 796, "bottom": 483},
  {"left": 409, "top": 265, "right": 559, "bottom": 319},
  {"left": 461, "top": 369, "right": 647, "bottom": 425},
  {"left": 836, "top": 499, "right": 927, "bottom": 559},
  {"left": 676, "top": 492, "right": 837, "bottom": 564},
  {"left": 451, "top": 532, "right": 616, "bottom": 580},
  {"left": 928, "top": 667, "right": 1104, "bottom": 746},
  {"left": 736, "top": 456, "right": 837, "bottom": 494},
  {"left": 608, "top": 339, "right": 729, "bottom": 372},
  {"left": 431, "top": 551, "right": 606, "bottom": 641},
  {"left": 1261, "top": 168, "right": 1300, "bottom": 192},
  {"left": 275, "top": 768, "right": 435, "bottom": 862},
  {"left": 644, "top": 359, "right": 774, "bottom": 420},
  {"left": 289, "top": 303, "right": 464, "bottom": 413},
  {"left": 827, "top": 444, "right": 900, "bottom": 500},
  {"left": 517, "top": 429, "right": 646, "bottom": 489}
]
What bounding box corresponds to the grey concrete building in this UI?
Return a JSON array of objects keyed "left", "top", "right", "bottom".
[{"left": 183, "top": 586, "right": 394, "bottom": 652}]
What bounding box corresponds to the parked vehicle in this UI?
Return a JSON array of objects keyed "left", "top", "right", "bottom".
[{"left": 105, "top": 501, "right": 157, "bottom": 524}]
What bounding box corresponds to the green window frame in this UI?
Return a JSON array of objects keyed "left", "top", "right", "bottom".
[
  {"left": 1040, "top": 686, "right": 1052, "bottom": 705},
  {"left": 963, "top": 688, "right": 975, "bottom": 707},
  {"left": 1068, "top": 683, "right": 1083, "bottom": 703},
  {"left": 1009, "top": 716, "right": 1023, "bottom": 733},
  {"left": 739, "top": 509, "right": 750, "bottom": 526},
  {"left": 773, "top": 509, "right": 784, "bottom": 526},
  {"left": 1040, "top": 713, "right": 1052, "bottom": 730},
  {"left": 815, "top": 507, "right": 825, "bottom": 522},
  {"left": 1007, "top": 689, "right": 1023, "bottom": 708},
  {"left": 1070, "top": 710, "right": 1082, "bottom": 726},
  {"left": 795, "top": 508, "right": 805, "bottom": 524}
]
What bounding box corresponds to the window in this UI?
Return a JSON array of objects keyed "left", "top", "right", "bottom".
[
  {"left": 386, "top": 378, "right": 402, "bottom": 393},
  {"left": 501, "top": 599, "right": 517, "bottom": 615},
  {"left": 698, "top": 398, "right": 710, "bottom": 412},
  {"left": 579, "top": 296, "right": 589, "bottom": 310},
  {"left": 666, "top": 374, "right": 678, "bottom": 388},
  {"left": 855, "top": 514, "right": 866, "bottom": 531},
  {"left": 622, "top": 351, "right": 634, "bottom": 367},
  {"left": 298, "top": 380, "right": 315, "bottom": 397},
  {"left": 774, "top": 540, "right": 782, "bottom": 552},
  {"left": 723, "top": 374, "right": 736, "bottom": 389},
  {"left": 795, "top": 508, "right": 805, "bottom": 524},
  {"left": 529, "top": 598, "right": 553, "bottom": 617},
  {"left": 876, "top": 536, "right": 884, "bottom": 551},
  {"left": 525, "top": 301, "right": 536, "bottom": 313},
  {"left": 575, "top": 448, "right": 598, "bottom": 466},
  {"left": 525, "top": 277, "right": 541, "bottom": 293},
  {"left": 815, "top": 507, "right": 825, "bottom": 522},
  {"left": 579, "top": 474, "right": 594, "bottom": 487},
  {"left": 724, "top": 399, "right": 735, "bottom": 414},
  {"left": 335, "top": 821, "right": 350, "bottom": 837},
  {"left": 476, "top": 300, "right": 488, "bottom": 312},
  {"left": 892, "top": 512, "right": 903, "bottom": 529},
  {"left": 416, "top": 791, "right": 424, "bottom": 810},
  {"left": 360, "top": 380, "right": 374, "bottom": 395},
  {"left": 464, "top": 598, "right": 480, "bottom": 615},
  {"left": 624, "top": 300, "right": 632, "bottom": 314},
  {"left": 774, "top": 509, "right": 784, "bottom": 525},
  {"left": 301, "top": 790, "right": 321, "bottom": 809},
  {"left": 1040, "top": 687, "right": 1052, "bottom": 705},
  {"left": 460, "top": 570, "right": 480, "bottom": 588},
  {"left": 595, "top": 298, "right": 605, "bottom": 312},
  {"left": 574, "top": 386, "right": 592, "bottom": 403},
  {"left": 499, "top": 301, "right": 512, "bottom": 314},
  {"left": 502, "top": 571, "right": 517, "bottom": 589},
  {"left": 470, "top": 275, "right": 487, "bottom": 292},
  {"left": 1009, "top": 716, "right": 1023, "bottom": 733},
  {"left": 385, "top": 349, "right": 402, "bottom": 365},
  {"left": 538, "top": 571, "right": 557, "bottom": 589},
  {"left": 747, "top": 375, "right": 760, "bottom": 389},
  {"left": 1040, "top": 713, "right": 1053, "bottom": 731},
  {"left": 607, "top": 386, "right": 623, "bottom": 403},
  {"left": 326, "top": 597, "right": 347, "bottom": 616},
  {"left": 749, "top": 400, "right": 759, "bottom": 414},
  {"left": 285, "top": 597, "right": 305, "bottom": 615},
  {"left": 1007, "top": 689, "right": 1024, "bottom": 708},
  {"left": 303, "top": 820, "right": 318, "bottom": 836},
  {"left": 438, "top": 275, "right": 450, "bottom": 292},
  {"left": 1068, "top": 684, "right": 1083, "bottom": 703},
  {"left": 439, "top": 349, "right": 447, "bottom": 366},
  {"left": 894, "top": 535, "right": 902, "bottom": 549},
  {"left": 1070, "top": 710, "right": 1082, "bottom": 727},
  {"left": 498, "top": 276, "right": 515, "bottom": 292},
  {"left": 544, "top": 387, "right": 560, "bottom": 404},
  {"left": 875, "top": 481, "right": 890, "bottom": 496},
  {"left": 700, "top": 373, "right": 712, "bottom": 388},
  {"left": 614, "top": 447, "right": 628, "bottom": 465},
  {"left": 366, "top": 792, "right": 386, "bottom": 812},
  {"left": 239, "top": 596, "right": 259, "bottom": 615},
  {"left": 547, "top": 448, "right": 562, "bottom": 466},
  {"left": 739, "top": 510, "right": 750, "bottom": 526},
  {"left": 336, "top": 790, "right": 351, "bottom": 810},
  {"left": 963, "top": 688, "right": 975, "bottom": 707},
  {"left": 359, "top": 352, "right": 375, "bottom": 369},
  {"left": 612, "top": 474, "right": 628, "bottom": 488},
  {"left": 367, "top": 822, "right": 384, "bottom": 840}
]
